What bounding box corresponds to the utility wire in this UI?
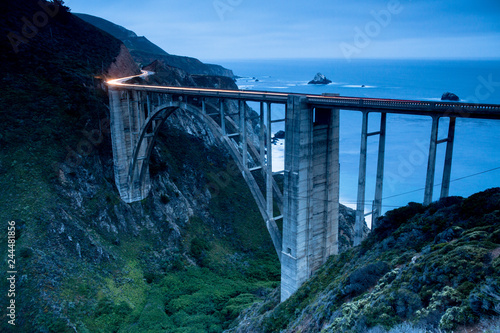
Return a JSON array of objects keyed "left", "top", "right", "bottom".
[
  {"left": 265, "top": 166, "right": 500, "bottom": 208},
  {"left": 382, "top": 166, "right": 500, "bottom": 200}
]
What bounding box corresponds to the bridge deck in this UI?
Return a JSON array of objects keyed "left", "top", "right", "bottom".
[{"left": 108, "top": 79, "right": 500, "bottom": 119}]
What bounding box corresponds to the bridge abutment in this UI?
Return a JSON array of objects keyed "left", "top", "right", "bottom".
[
  {"left": 109, "top": 89, "right": 151, "bottom": 203},
  {"left": 281, "top": 96, "right": 340, "bottom": 302}
]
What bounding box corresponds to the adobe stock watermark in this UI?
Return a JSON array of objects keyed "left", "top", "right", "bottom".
[
  {"left": 340, "top": 0, "right": 404, "bottom": 61},
  {"left": 53, "top": 118, "right": 110, "bottom": 180},
  {"left": 386, "top": 138, "right": 428, "bottom": 193},
  {"left": 7, "top": 0, "right": 60, "bottom": 54},
  {"left": 440, "top": 73, "right": 500, "bottom": 120},
  {"left": 467, "top": 74, "right": 500, "bottom": 103},
  {"left": 213, "top": 0, "right": 243, "bottom": 21},
  {"left": 386, "top": 73, "right": 499, "bottom": 192},
  {"left": 205, "top": 160, "right": 241, "bottom": 199}
]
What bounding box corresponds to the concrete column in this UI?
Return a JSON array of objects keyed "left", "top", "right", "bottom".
[
  {"left": 373, "top": 113, "right": 387, "bottom": 222},
  {"left": 240, "top": 100, "right": 248, "bottom": 168},
  {"left": 266, "top": 102, "right": 273, "bottom": 219},
  {"left": 219, "top": 99, "right": 226, "bottom": 135},
  {"left": 146, "top": 93, "right": 151, "bottom": 119},
  {"left": 108, "top": 89, "right": 151, "bottom": 203},
  {"left": 440, "top": 117, "right": 456, "bottom": 198},
  {"left": 281, "top": 96, "right": 339, "bottom": 302},
  {"left": 354, "top": 111, "right": 369, "bottom": 246},
  {"left": 259, "top": 102, "right": 265, "bottom": 170},
  {"left": 282, "top": 95, "right": 311, "bottom": 302},
  {"left": 310, "top": 108, "right": 340, "bottom": 271},
  {"left": 424, "top": 116, "right": 440, "bottom": 205}
]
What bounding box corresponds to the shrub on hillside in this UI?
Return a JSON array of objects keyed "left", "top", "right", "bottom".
[
  {"left": 372, "top": 203, "right": 426, "bottom": 241},
  {"left": 469, "top": 278, "right": 500, "bottom": 316},
  {"left": 342, "top": 261, "right": 390, "bottom": 297}
]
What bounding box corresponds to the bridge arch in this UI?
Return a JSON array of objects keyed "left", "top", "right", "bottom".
[{"left": 123, "top": 98, "right": 284, "bottom": 259}]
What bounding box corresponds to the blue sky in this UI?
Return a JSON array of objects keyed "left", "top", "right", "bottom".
[{"left": 66, "top": 0, "right": 500, "bottom": 61}]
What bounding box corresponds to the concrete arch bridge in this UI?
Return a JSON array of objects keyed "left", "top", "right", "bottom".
[{"left": 107, "top": 72, "right": 500, "bottom": 301}]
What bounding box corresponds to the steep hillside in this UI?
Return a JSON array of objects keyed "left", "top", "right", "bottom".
[
  {"left": 0, "top": 2, "right": 360, "bottom": 332},
  {"left": 228, "top": 189, "right": 500, "bottom": 333},
  {"left": 0, "top": 1, "right": 274, "bottom": 332},
  {"left": 74, "top": 13, "right": 235, "bottom": 78}
]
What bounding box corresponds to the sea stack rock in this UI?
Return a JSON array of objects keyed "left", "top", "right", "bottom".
[
  {"left": 308, "top": 73, "right": 332, "bottom": 85},
  {"left": 441, "top": 92, "right": 460, "bottom": 101}
]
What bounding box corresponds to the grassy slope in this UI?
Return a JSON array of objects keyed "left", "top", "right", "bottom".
[
  {"left": 233, "top": 189, "right": 500, "bottom": 332},
  {"left": 73, "top": 126, "right": 279, "bottom": 333},
  {"left": 0, "top": 2, "right": 279, "bottom": 332}
]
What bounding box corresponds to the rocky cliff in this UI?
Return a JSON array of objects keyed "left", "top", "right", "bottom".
[
  {"left": 0, "top": 2, "right": 362, "bottom": 332},
  {"left": 75, "top": 13, "right": 235, "bottom": 78}
]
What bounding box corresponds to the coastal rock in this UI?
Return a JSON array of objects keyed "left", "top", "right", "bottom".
[
  {"left": 308, "top": 72, "right": 332, "bottom": 85},
  {"left": 274, "top": 130, "right": 285, "bottom": 139},
  {"left": 441, "top": 92, "right": 460, "bottom": 101}
]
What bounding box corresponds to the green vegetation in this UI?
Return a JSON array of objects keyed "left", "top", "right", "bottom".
[
  {"left": 234, "top": 189, "right": 500, "bottom": 333},
  {"left": 1, "top": 2, "right": 498, "bottom": 332},
  {"left": 0, "top": 2, "right": 278, "bottom": 332}
]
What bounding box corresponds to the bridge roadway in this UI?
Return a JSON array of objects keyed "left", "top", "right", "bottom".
[
  {"left": 109, "top": 73, "right": 500, "bottom": 119},
  {"left": 107, "top": 73, "right": 500, "bottom": 302}
]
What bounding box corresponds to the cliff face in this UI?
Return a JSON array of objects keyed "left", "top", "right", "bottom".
[
  {"left": 106, "top": 44, "right": 141, "bottom": 79},
  {"left": 0, "top": 2, "right": 267, "bottom": 332},
  {"left": 75, "top": 13, "right": 235, "bottom": 78},
  {"left": 142, "top": 59, "right": 238, "bottom": 89}
]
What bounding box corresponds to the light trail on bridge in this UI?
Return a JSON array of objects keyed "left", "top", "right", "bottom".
[{"left": 108, "top": 71, "right": 500, "bottom": 119}]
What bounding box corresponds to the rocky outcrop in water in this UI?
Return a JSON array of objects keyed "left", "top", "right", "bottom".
[
  {"left": 308, "top": 73, "right": 332, "bottom": 85},
  {"left": 441, "top": 92, "right": 460, "bottom": 101}
]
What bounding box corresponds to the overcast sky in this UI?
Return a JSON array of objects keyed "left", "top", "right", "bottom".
[{"left": 66, "top": 0, "right": 500, "bottom": 61}]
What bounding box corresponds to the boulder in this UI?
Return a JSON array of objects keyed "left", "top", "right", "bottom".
[
  {"left": 441, "top": 92, "right": 460, "bottom": 101},
  {"left": 273, "top": 130, "right": 285, "bottom": 139},
  {"left": 308, "top": 72, "right": 332, "bottom": 85}
]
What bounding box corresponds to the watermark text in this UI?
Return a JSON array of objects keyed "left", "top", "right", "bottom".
[{"left": 6, "top": 221, "right": 16, "bottom": 326}]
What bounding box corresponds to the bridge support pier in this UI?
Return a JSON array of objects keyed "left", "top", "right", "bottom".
[
  {"left": 354, "top": 111, "right": 369, "bottom": 245},
  {"left": 354, "top": 112, "right": 387, "bottom": 244},
  {"left": 373, "top": 112, "right": 387, "bottom": 222},
  {"left": 440, "top": 117, "right": 456, "bottom": 199},
  {"left": 424, "top": 116, "right": 457, "bottom": 205},
  {"left": 109, "top": 89, "right": 151, "bottom": 203},
  {"left": 281, "top": 96, "right": 340, "bottom": 302},
  {"left": 424, "top": 116, "right": 439, "bottom": 205}
]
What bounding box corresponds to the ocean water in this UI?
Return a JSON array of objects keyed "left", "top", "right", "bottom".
[{"left": 218, "top": 59, "right": 500, "bottom": 223}]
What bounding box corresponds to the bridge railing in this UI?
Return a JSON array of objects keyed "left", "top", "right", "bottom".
[
  {"left": 111, "top": 77, "right": 500, "bottom": 118},
  {"left": 306, "top": 96, "right": 500, "bottom": 118}
]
